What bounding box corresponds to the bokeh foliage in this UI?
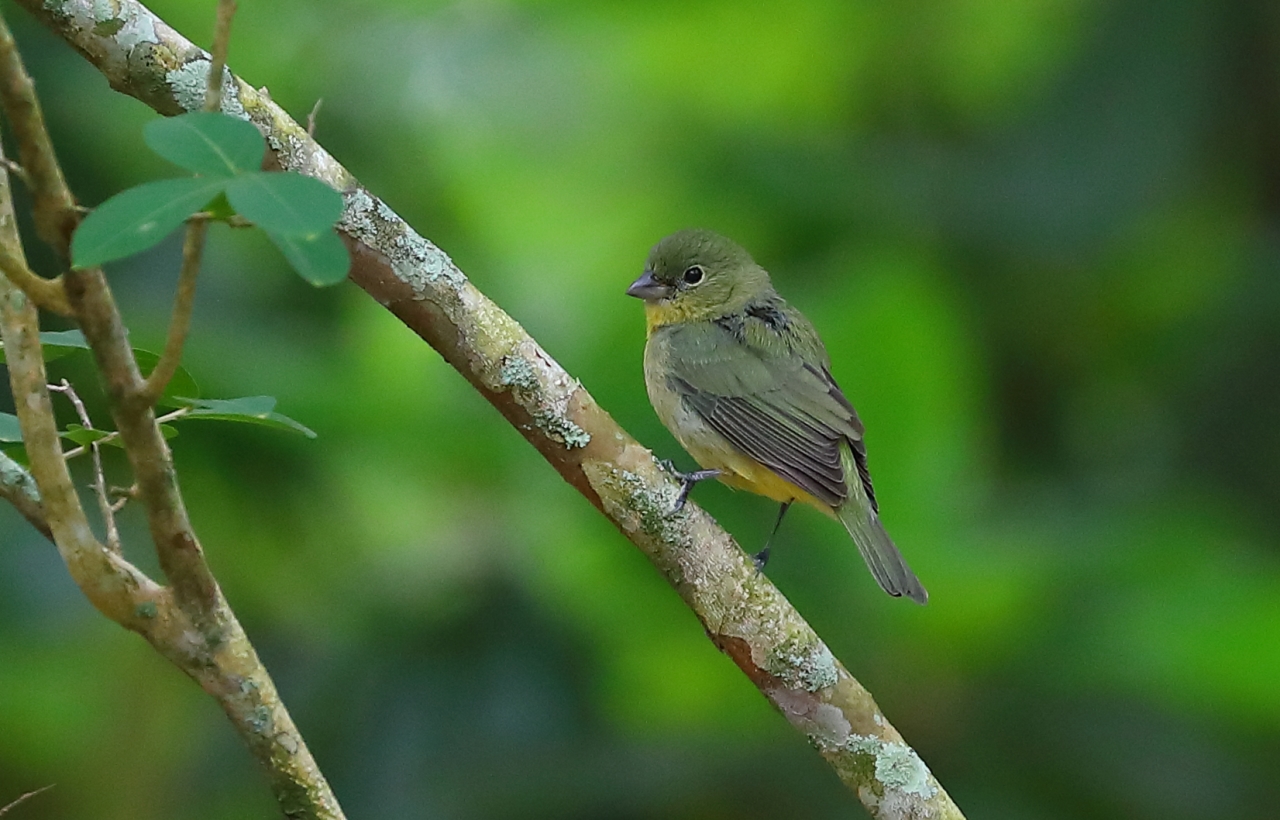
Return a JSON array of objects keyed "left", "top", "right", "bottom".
[{"left": 2, "top": 0, "right": 1278, "bottom": 817}]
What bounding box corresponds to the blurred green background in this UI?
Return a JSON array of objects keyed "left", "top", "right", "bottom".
[{"left": 2, "top": 0, "right": 1279, "bottom": 817}]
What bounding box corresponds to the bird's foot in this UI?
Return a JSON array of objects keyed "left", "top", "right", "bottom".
[
  {"left": 659, "top": 460, "right": 720, "bottom": 512},
  {"left": 751, "top": 546, "right": 771, "bottom": 571}
]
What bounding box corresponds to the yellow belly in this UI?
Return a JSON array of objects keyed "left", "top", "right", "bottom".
[{"left": 682, "top": 433, "right": 835, "bottom": 517}]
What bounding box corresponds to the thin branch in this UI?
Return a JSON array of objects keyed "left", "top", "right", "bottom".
[
  {"left": 61, "top": 406, "right": 190, "bottom": 460},
  {"left": 139, "top": 218, "right": 205, "bottom": 405},
  {"left": 0, "top": 784, "right": 54, "bottom": 817},
  {"left": 49, "top": 379, "right": 121, "bottom": 552},
  {"left": 306, "top": 98, "right": 323, "bottom": 138},
  {"left": 0, "top": 157, "right": 28, "bottom": 188},
  {"left": 204, "top": 0, "right": 235, "bottom": 114},
  {"left": 0, "top": 144, "right": 159, "bottom": 628},
  {"left": 0, "top": 239, "right": 72, "bottom": 315},
  {"left": 0, "top": 13, "right": 77, "bottom": 257},
  {"left": 9, "top": 2, "right": 966, "bottom": 816},
  {"left": 110, "top": 482, "right": 137, "bottom": 512},
  {"left": 0, "top": 450, "right": 51, "bottom": 540}
]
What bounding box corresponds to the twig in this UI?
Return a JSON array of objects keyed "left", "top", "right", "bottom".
[
  {"left": 306, "top": 97, "right": 323, "bottom": 137},
  {"left": 204, "top": 0, "right": 235, "bottom": 114},
  {"left": 139, "top": 218, "right": 205, "bottom": 405},
  {"left": 0, "top": 13, "right": 77, "bottom": 257},
  {"left": 0, "top": 237, "right": 72, "bottom": 315},
  {"left": 0, "top": 784, "right": 53, "bottom": 817},
  {"left": 110, "top": 482, "right": 137, "bottom": 512},
  {"left": 0, "top": 157, "right": 28, "bottom": 187},
  {"left": 61, "top": 407, "right": 190, "bottom": 460},
  {"left": 49, "top": 379, "right": 121, "bottom": 552}
]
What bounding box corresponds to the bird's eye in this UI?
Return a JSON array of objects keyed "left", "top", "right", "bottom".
[{"left": 682, "top": 265, "right": 705, "bottom": 286}]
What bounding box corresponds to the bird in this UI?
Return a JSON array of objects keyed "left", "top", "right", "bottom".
[{"left": 626, "top": 229, "right": 927, "bottom": 604}]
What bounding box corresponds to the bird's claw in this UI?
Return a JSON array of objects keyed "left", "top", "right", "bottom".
[
  {"left": 751, "top": 546, "right": 771, "bottom": 570},
  {"left": 660, "top": 460, "right": 720, "bottom": 512}
]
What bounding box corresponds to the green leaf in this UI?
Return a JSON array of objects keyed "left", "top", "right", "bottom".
[
  {"left": 224, "top": 172, "right": 344, "bottom": 236},
  {"left": 39, "top": 329, "right": 91, "bottom": 361},
  {"left": 61, "top": 424, "right": 112, "bottom": 447},
  {"left": 72, "top": 177, "right": 228, "bottom": 268},
  {"left": 266, "top": 228, "right": 350, "bottom": 287},
  {"left": 0, "top": 330, "right": 90, "bottom": 364},
  {"left": 204, "top": 191, "right": 236, "bottom": 221},
  {"left": 143, "top": 112, "right": 265, "bottom": 178},
  {"left": 0, "top": 412, "right": 22, "bottom": 443},
  {"left": 132, "top": 349, "right": 201, "bottom": 408},
  {"left": 174, "top": 396, "right": 317, "bottom": 439}
]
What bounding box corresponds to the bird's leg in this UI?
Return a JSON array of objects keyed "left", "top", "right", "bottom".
[
  {"left": 660, "top": 459, "right": 721, "bottom": 512},
  {"left": 753, "top": 500, "right": 792, "bottom": 569}
]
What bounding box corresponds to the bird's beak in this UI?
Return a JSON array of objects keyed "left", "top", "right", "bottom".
[{"left": 626, "top": 270, "right": 674, "bottom": 301}]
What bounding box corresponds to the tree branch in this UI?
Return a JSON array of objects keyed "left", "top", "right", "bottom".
[
  {"left": 0, "top": 132, "right": 159, "bottom": 628},
  {"left": 0, "top": 8, "right": 345, "bottom": 818},
  {"left": 14, "top": 1, "right": 966, "bottom": 817},
  {"left": 0, "top": 12, "right": 78, "bottom": 257},
  {"left": 0, "top": 240, "right": 72, "bottom": 314},
  {"left": 139, "top": 211, "right": 205, "bottom": 405}
]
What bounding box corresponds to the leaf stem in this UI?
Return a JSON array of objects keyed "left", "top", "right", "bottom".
[{"left": 49, "top": 378, "right": 121, "bottom": 552}]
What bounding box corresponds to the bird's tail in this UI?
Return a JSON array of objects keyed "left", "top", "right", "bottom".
[{"left": 836, "top": 491, "right": 928, "bottom": 605}]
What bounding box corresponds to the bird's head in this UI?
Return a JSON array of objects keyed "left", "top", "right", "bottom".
[{"left": 627, "top": 229, "right": 773, "bottom": 328}]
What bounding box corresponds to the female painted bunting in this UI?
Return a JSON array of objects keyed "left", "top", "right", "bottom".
[{"left": 627, "top": 229, "right": 927, "bottom": 604}]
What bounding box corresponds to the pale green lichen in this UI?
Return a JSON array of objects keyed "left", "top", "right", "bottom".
[
  {"left": 165, "top": 59, "right": 245, "bottom": 116},
  {"left": 497, "top": 356, "right": 590, "bottom": 449},
  {"left": 340, "top": 189, "right": 465, "bottom": 292},
  {"left": 135, "top": 601, "right": 157, "bottom": 620},
  {"left": 497, "top": 357, "right": 538, "bottom": 391},
  {"left": 91, "top": 0, "right": 114, "bottom": 22},
  {"left": 248, "top": 704, "right": 272, "bottom": 734},
  {"left": 768, "top": 639, "right": 839, "bottom": 692},
  {"left": 0, "top": 453, "right": 40, "bottom": 505},
  {"left": 558, "top": 423, "right": 591, "bottom": 449},
  {"left": 846, "top": 734, "right": 937, "bottom": 800},
  {"left": 584, "top": 461, "right": 678, "bottom": 543},
  {"left": 113, "top": 5, "right": 157, "bottom": 49}
]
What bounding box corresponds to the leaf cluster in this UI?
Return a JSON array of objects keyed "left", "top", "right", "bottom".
[{"left": 71, "top": 112, "right": 348, "bottom": 286}]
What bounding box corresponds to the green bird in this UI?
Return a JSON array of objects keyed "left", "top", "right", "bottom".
[{"left": 627, "top": 229, "right": 927, "bottom": 604}]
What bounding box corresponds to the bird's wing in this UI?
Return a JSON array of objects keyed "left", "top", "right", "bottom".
[{"left": 660, "top": 306, "right": 877, "bottom": 511}]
